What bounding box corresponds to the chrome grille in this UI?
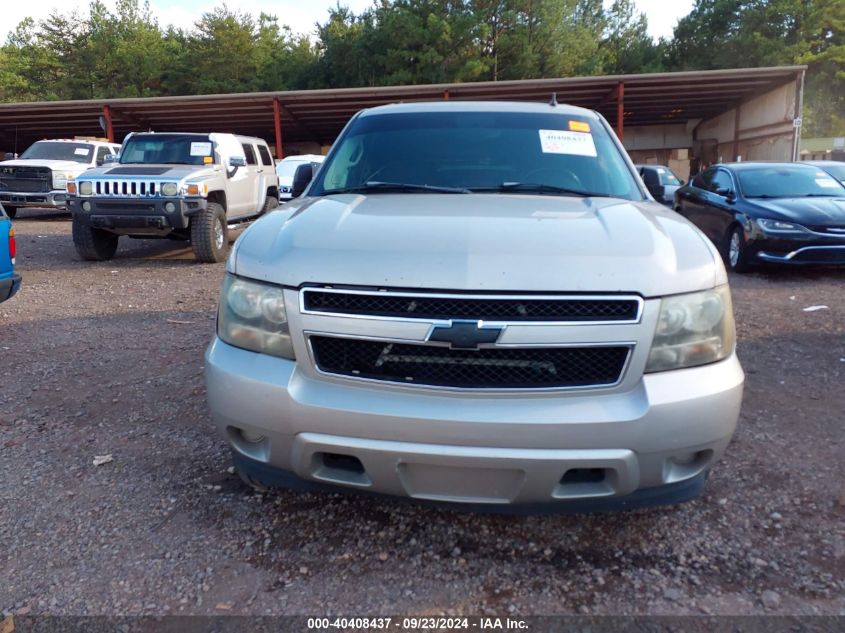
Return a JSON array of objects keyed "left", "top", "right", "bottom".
[{"left": 85, "top": 179, "right": 160, "bottom": 197}]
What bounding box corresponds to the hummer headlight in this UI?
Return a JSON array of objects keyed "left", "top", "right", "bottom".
[
  {"left": 79, "top": 182, "right": 93, "bottom": 196},
  {"left": 161, "top": 182, "right": 179, "bottom": 197}
]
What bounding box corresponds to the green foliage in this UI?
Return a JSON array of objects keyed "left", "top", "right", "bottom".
[{"left": 0, "top": 0, "right": 841, "bottom": 134}]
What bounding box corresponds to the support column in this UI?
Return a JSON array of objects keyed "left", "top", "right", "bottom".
[
  {"left": 102, "top": 104, "right": 114, "bottom": 143},
  {"left": 272, "top": 98, "right": 284, "bottom": 159},
  {"left": 616, "top": 82, "right": 625, "bottom": 142},
  {"left": 792, "top": 70, "right": 805, "bottom": 162},
  {"left": 732, "top": 105, "right": 741, "bottom": 161}
]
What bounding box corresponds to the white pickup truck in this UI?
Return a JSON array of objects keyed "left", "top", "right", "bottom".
[{"left": 0, "top": 139, "right": 120, "bottom": 217}]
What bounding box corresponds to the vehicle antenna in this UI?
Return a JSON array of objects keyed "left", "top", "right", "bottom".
[{"left": 549, "top": 93, "right": 558, "bottom": 107}]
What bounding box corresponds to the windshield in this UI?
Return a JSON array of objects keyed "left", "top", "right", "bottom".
[
  {"left": 657, "top": 167, "right": 681, "bottom": 186},
  {"left": 310, "top": 111, "right": 642, "bottom": 200},
  {"left": 119, "top": 134, "right": 215, "bottom": 166},
  {"left": 20, "top": 142, "right": 93, "bottom": 163},
  {"left": 814, "top": 163, "right": 845, "bottom": 181},
  {"left": 738, "top": 166, "right": 845, "bottom": 198}
]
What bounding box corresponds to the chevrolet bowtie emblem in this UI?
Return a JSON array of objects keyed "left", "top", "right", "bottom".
[{"left": 428, "top": 320, "right": 503, "bottom": 350}]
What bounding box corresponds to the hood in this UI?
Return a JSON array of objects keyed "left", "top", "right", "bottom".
[
  {"left": 231, "top": 193, "right": 722, "bottom": 298},
  {"left": 1, "top": 159, "right": 89, "bottom": 172},
  {"left": 750, "top": 196, "right": 845, "bottom": 227},
  {"left": 79, "top": 164, "right": 218, "bottom": 180}
]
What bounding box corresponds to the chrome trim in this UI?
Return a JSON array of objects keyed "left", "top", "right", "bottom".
[
  {"left": 757, "top": 245, "right": 845, "bottom": 262},
  {"left": 75, "top": 179, "right": 176, "bottom": 198},
  {"left": 299, "top": 287, "right": 644, "bottom": 326},
  {"left": 304, "top": 330, "right": 636, "bottom": 393}
]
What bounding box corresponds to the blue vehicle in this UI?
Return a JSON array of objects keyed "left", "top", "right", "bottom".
[{"left": 0, "top": 203, "right": 20, "bottom": 303}]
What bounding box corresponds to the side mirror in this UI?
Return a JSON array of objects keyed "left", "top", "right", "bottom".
[
  {"left": 228, "top": 156, "right": 246, "bottom": 168},
  {"left": 715, "top": 187, "right": 735, "bottom": 201},
  {"left": 291, "top": 163, "right": 314, "bottom": 198},
  {"left": 3, "top": 152, "right": 17, "bottom": 161}
]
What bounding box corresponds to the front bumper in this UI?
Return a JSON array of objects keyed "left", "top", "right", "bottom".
[
  {"left": 67, "top": 196, "right": 207, "bottom": 232},
  {"left": 749, "top": 232, "right": 845, "bottom": 265},
  {"left": 205, "top": 339, "right": 744, "bottom": 509},
  {"left": 0, "top": 273, "right": 21, "bottom": 303},
  {"left": 0, "top": 191, "right": 68, "bottom": 209}
]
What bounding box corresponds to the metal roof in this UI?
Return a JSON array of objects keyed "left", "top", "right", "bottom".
[{"left": 0, "top": 66, "right": 805, "bottom": 150}]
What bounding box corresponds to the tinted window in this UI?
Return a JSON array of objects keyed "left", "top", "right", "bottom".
[
  {"left": 242, "top": 144, "right": 257, "bottom": 166},
  {"left": 738, "top": 166, "right": 845, "bottom": 198},
  {"left": 657, "top": 167, "right": 681, "bottom": 186},
  {"left": 120, "top": 134, "right": 213, "bottom": 166},
  {"left": 257, "top": 145, "right": 273, "bottom": 167},
  {"left": 692, "top": 169, "right": 713, "bottom": 190},
  {"left": 312, "top": 111, "right": 643, "bottom": 200},
  {"left": 710, "top": 170, "right": 734, "bottom": 194},
  {"left": 640, "top": 168, "right": 659, "bottom": 187},
  {"left": 20, "top": 142, "right": 93, "bottom": 164},
  {"left": 96, "top": 147, "right": 111, "bottom": 163}
]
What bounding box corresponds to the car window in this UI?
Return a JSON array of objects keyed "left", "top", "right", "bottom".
[
  {"left": 242, "top": 144, "right": 257, "bottom": 166},
  {"left": 96, "top": 147, "right": 111, "bottom": 163},
  {"left": 710, "top": 170, "right": 734, "bottom": 194},
  {"left": 312, "top": 111, "right": 643, "bottom": 200},
  {"left": 738, "top": 165, "right": 845, "bottom": 198},
  {"left": 640, "top": 168, "right": 659, "bottom": 187},
  {"left": 257, "top": 145, "right": 273, "bottom": 167},
  {"left": 120, "top": 134, "right": 214, "bottom": 165},
  {"left": 815, "top": 163, "right": 845, "bottom": 181},
  {"left": 657, "top": 167, "right": 681, "bottom": 186},
  {"left": 692, "top": 169, "right": 712, "bottom": 190}
]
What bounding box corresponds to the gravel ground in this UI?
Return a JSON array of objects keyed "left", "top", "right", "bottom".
[{"left": 1, "top": 208, "right": 843, "bottom": 617}]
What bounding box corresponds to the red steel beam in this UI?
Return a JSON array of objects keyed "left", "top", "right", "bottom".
[
  {"left": 272, "top": 98, "right": 284, "bottom": 159},
  {"left": 102, "top": 104, "right": 115, "bottom": 142},
  {"left": 616, "top": 82, "right": 625, "bottom": 142}
]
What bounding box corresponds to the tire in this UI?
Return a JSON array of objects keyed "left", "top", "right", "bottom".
[
  {"left": 725, "top": 224, "right": 753, "bottom": 273},
  {"left": 262, "top": 195, "right": 279, "bottom": 214},
  {"left": 5, "top": 206, "right": 17, "bottom": 219},
  {"left": 72, "top": 219, "right": 119, "bottom": 261},
  {"left": 190, "top": 202, "right": 228, "bottom": 263}
]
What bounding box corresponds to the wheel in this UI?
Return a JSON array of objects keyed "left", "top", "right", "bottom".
[
  {"left": 725, "top": 225, "right": 753, "bottom": 273},
  {"left": 262, "top": 195, "right": 279, "bottom": 214},
  {"left": 72, "top": 220, "right": 119, "bottom": 261},
  {"left": 5, "top": 206, "right": 17, "bottom": 219},
  {"left": 190, "top": 202, "right": 228, "bottom": 263}
]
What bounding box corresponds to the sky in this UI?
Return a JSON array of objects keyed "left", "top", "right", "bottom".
[{"left": 2, "top": 0, "right": 695, "bottom": 42}]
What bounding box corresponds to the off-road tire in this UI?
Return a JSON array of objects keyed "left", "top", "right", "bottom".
[
  {"left": 262, "top": 195, "right": 279, "bottom": 213},
  {"left": 190, "top": 202, "right": 228, "bottom": 263},
  {"left": 5, "top": 206, "right": 17, "bottom": 219},
  {"left": 724, "top": 224, "right": 753, "bottom": 273},
  {"left": 72, "top": 220, "right": 119, "bottom": 261}
]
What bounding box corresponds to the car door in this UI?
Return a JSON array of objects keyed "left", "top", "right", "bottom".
[
  {"left": 700, "top": 168, "right": 738, "bottom": 244},
  {"left": 676, "top": 168, "right": 713, "bottom": 230},
  {"left": 242, "top": 143, "right": 264, "bottom": 215}
]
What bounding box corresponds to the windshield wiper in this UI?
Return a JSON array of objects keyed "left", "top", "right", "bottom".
[
  {"left": 325, "top": 181, "right": 471, "bottom": 194},
  {"left": 472, "top": 182, "right": 612, "bottom": 197}
]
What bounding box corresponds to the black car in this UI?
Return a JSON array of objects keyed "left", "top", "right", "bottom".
[
  {"left": 802, "top": 160, "right": 845, "bottom": 185},
  {"left": 636, "top": 164, "right": 684, "bottom": 206},
  {"left": 674, "top": 162, "right": 845, "bottom": 272}
]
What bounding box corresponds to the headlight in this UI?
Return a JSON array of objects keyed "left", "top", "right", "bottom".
[
  {"left": 645, "top": 286, "right": 735, "bottom": 373},
  {"left": 756, "top": 218, "right": 807, "bottom": 234},
  {"left": 79, "top": 181, "right": 93, "bottom": 196},
  {"left": 217, "top": 274, "right": 295, "bottom": 360},
  {"left": 160, "top": 182, "right": 179, "bottom": 197},
  {"left": 53, "top": 173, "right": 68, "bottom": 189}
]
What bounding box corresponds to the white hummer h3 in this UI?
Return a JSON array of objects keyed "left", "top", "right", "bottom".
[{"left": 67, "top": 132, "right": 280, "bottom": 263}]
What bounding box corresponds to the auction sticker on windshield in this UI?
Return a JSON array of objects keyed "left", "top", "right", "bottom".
[
  {"left": 74, "top": 148, "right": 90, "bottom": 156},
  {"left": 538, "top": 129, "right": 597, "bottom": 157},
  {"left": 190, "top": 142, "right": 212, "bottom": 156}
]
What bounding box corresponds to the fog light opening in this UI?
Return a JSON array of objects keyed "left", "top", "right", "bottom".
[
  {"left": 82, "top": 201, "right": 92, "bottom": 212},
  {"left": 240, "top": 429, "right": 266, "bottom": 444},
  {"left": 311, "top": 452, "right": 371, "bottom": 487},
  {"left": 664, "top": 449, "right": 714, "bottom": 483},
  {"left": 553, "top": 467, "right": 616, "bottom": 499},
  {"left": 164, "top": 201, "right": 176, "bottom": 213}
]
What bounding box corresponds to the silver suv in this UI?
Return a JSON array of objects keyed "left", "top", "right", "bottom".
[
  {"left": 68, "top": 132, "right": 279, "bottom": 263},
  {"left": 205, "top": 102, "right": 744, "bottom": 511}
]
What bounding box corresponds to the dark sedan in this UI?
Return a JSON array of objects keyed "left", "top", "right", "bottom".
[{"left": 674, "top": 162, "right": 845, "bottom": 272}]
